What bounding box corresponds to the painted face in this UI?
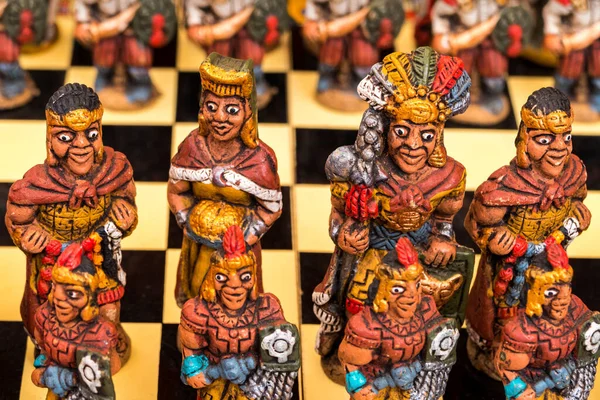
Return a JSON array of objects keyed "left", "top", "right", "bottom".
[
  {"left": 387, "top": 121, "right": 441, "bottom": 174},
  {"left": 526, "top": 129, "right": 572, "bottom": 179},
  {"left": 541, "top": 283, "right": 571, "bottom": 322},
  {"left": 52, "top": 283, "right": 89, "bottom": 324},
  {"left": 214, "top": 265, "right": 255, "bottom": 311},
  {"left": 387, "top": 277, "right": 422, "bottom": 320},
  {"left": 202, "top": 92, "right": 248, "bottom": 142},
  {"left": 48, "top": 121, "right": 102, "bottom": 176}
]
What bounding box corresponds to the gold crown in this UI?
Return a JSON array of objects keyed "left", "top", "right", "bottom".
[
  {"left": 199, "top": 53, "right": 254, "bottom": 99},
  {"left": 46, "top": 106, "right": 104, "bottom": 131},
  {"left": 521, "top": 108, "right": 574, "bottom": 134}
]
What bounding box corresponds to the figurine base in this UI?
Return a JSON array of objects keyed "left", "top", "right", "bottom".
[
  {"left": 450, "top": 95, "right": 510, "bottom": 126},
  {"left": 97, "top": 85, "right": 160, "bottom": 111},
  {"left": 316, "top": 89, "right": 367, "bottom": 113},
  {"left": 570, "top": 101, "right": 600, "bottom": 123},
  {"left": 0, "top": 74, "right": 39, "bottom": 110},
  {"left": 466, "top": 337, "right": 501, "bottom": 381},
  {"left": 116, "top": 323, "right": 132, "bottom": 366},
  {"left": 320, "top": 352, "right": 345, "bottom": 386}
]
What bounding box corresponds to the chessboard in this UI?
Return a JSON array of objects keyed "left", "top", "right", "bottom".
[{"left": 1, "top": 8, "right": 600, "bottom": 400}]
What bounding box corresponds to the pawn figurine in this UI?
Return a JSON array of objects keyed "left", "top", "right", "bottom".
[
  {"left": 178, "top": 225, "right": 300, "bottom": 400},
  {"left": 32, "top": 242, "right": 121, "bottom": 399},
  {"left": 495, "top": 244, "right": 600, "bottom": 400},
  {"left": 339, "top": 237, "right": 459, "bottom": 400},
  {"left": 74, "top": 0, "right": 177, "bottom": 109},
  {"left": 302, "top": 0, "right": 404, "bottom": 112}
]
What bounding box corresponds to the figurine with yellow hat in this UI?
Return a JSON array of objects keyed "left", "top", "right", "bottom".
[
  {"left": 312, "top": 46, "right": 474, "bottom": 384},
  {"left": 168, "top": 53, "right": 282, "bottom": 308}
]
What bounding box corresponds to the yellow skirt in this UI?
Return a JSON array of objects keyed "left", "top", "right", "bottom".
[
  {"left": 374, "top": 387, "right": 411, "bottom": 400},
  {"left": 198, "top": 378, "right": 251, "bottom": 400}
]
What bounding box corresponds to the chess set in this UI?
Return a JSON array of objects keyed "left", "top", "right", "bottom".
[{"left": 0, "top": 0, "right": 600, "bottom": 399}]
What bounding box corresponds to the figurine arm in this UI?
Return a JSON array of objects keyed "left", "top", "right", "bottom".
[
  {"left": 465, "top": 198, "right": 515, "bottom": 256},
  {"left": 167, "top": 179, "right": 195, "bottom": 229},
  {"left": 542, "top": 0, "right": 572, "bottom": 55},
  {"left": 338, "top": 340, "right": 377, "bottom": 400},
  {"left": 571, "top": 184, "right": 591, "bottom": 231},
  {"left": 424, "top": 190, "right": 465, "bottom": 267},
  {"left": 5, "top": 200, "right": 51, "bottom": 254},
  {"left": 74, "top": 0, "right": 96, "bottom": 23},
  {"left": 246, "top": 199, "right": 282, "bottom": 246},
  {"left": 108, "top": 180, "right": 138, "bottom": 236}
]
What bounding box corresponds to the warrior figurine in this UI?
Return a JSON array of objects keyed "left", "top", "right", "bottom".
[
  {"left": 183, "top": 0, "right": 288, "bottom": 109},
  {"left": 312, "top": 46, "right": 474, "bottom": 384},
  {"left": 6, "top": 83, "right": 137, "bottom": 364},
  {"left": 495, "top": 244, "right": 600, "bottom": 400},
  {"left": 431, "top": 0, "right": 532, "bottom": 125},
  {"left": 168, "top": 53, "right": 282, "bottom": 308},
  {"left": 465, "top": 87, "right": 591, "bottom": 379},
  {"left": 0, "top": 0, "right": 48, "bottom": 109},
  {"left": 543, "top": 0, "right": 600, "bottom": 121},
  {"left": 32, "top": 242, "right": 120, "bottom": 400},
  {"left": 302, "top": 0, "right": 405, "bottom": 112},
  {"left": 339, "top": 238, "right": 459, "bottom": 400},
  {"left": 179, "top": 225, "right": 300, "bottom": 400},
  {"left": 74, "top": 0, "right": 176, "bottom": 109}
]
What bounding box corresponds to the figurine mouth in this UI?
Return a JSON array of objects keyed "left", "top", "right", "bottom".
[
  {"left": 69, "top": 150, "right": 93, "bottom": 164},
  {"left": 211, "top": 123, "right": 233, "bottom": 136},
  {"left": 545, "top": 153, "right": 567, "bottom": 167},
  {"left": 222, "top": 289, "right": 246, "bottom": 304},
  {"left": 399, "top": 150, "right": 426, "bottom": 165}
]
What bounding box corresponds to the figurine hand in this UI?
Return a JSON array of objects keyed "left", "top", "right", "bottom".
[
  {"left": 187, "top": 25, "right": 214, "bottom": 47},
  {"left": 543, "top": 34, "right": 564, "bottom": 55},
  {"left": 380, "top": 182, "right": 431, "bottom": 213},
  {"left": 424, "top": 237, "right": 456, "bottom": 267},
  {"left": 109, "top": 198, "right": 137, "bottom": 232},
  {"left": 390, "top": 361, "right": 422, "bottom": 390},
  {"left": 572, "top": 202, "right": 591, "bottom": 231},
  {"left": 516, "top": 387, "right": 536, "bottom": 400},
  {"left": 20, "top": 225, "right": 51, "bottom": 254},
  {"left": 40, "top": 366, "right": 77, "bottom": 397},
  {"left": 186, "top": 372, "right": 209, "bottom": 389},
  {"left": 351, "top": 385, "right": 377, "bottom": 400},
  {"left": 218, "top": 356, "right": 257, "bottom": 385},
  {"left": 75, "top": 23, "right": 98, "bottom": 46},
  {"left": 487, "top": 227, "right": 517, "bottom": 256},
  {"left": 337, "top": 219, "right": 369, "bottom": 255},
  {"left": 303, "top": 21, "right": 324, "bottom": 44}
]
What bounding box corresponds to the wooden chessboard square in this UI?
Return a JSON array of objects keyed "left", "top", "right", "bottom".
[
  {"left": 263, "top": 250, "right": 301, "bottom": 326},
  {"left": 21, "top": 17, "right": 75, "bottom": 71},
  {"left": 299, "top": 252, "right": 331, "bottom": 324},
  {"left": 0, "top": 121, "right": 46, "bottom": 182},
  {"left": 293, "top": 184, "right": 333, "bottom": 253},
  {"left": 120, "top": 251, "right": 166, "bottom": 323},
  {"left": 0, "top": 247, "right": 26, "bottom": 321},
  {"left": 64, "top": 67, "right": 178, "bottom": 126},
  {"left": 123, "top": 182, "right": 169, "bottom": 251},
  {"left": 0, "top": 322, "right": 27, "bottom": 399}
]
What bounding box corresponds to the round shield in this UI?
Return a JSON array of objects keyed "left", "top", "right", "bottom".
[
  {"left": 364, "top": 0, "right": 405, "bottom": 46},
  {"left": 492, "top": 6, "right": 534, "bottom": 57},
  {"left": 247, "top": 0, "right": 290, "bottom": 43},
  {"left": 1, "top": 0, "right": 48, "bottom": 45},
  {"left": 131, "top": 0, "right": 177, "bottom": 48}
]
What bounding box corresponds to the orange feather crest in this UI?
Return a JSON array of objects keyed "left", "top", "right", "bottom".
[
  {"left": 395, "top": 237, "right": 419, "bottom": 268},
  {"left": 56, "top": 243, "right": 84, "bottom": 270},
  {"left": 223, "top": 226, "right": 247, "bottom": 259},
  {"left": 547, "top": 242, "right": 570, "bottom": 270}
]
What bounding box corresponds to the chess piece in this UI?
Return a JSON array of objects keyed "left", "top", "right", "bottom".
[
  {"left": 168, "top": 53, "right": 282, "bottom": 308},
  {"left": 465, "top": 87, "right": 591, "bottom": 379},
  {"left": 543, "top": 0, "right": 600, "bottom": 122},
  {"left": 32, "top": 242, "right": 120, "bottom": 400},
  {"left": 339, "top": 238, "right": 459, "bottom": 400},
  {"left": 312, "top": 47, "right": 474, "bottom": 384},
  {"left": 0, "top": 0, "right": 48, "bottom": 109},
  {"left": 5, "top": 83, "right": 137, "bottom": 365},
  {"left": 178, "top": 225, "right": 300, "bottom": 400},
  {"left": 183, "top": 0, "right": 289, "bottom": 110},
  {"left": 302, "top": 0, "right": 405, "bottom": 112},
  {"left": 74, "top": 0, "right": 177, "bottom": 110},
  {"left": 495, "top": 244, "right": 600, "bottom": 400},
  {"left": 431, "top": 0, "right": 533, "bottom": 125}
]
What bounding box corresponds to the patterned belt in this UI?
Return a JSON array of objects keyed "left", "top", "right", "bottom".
[{"left": 368, "top": 222, "right": 432, "bottom": 251}]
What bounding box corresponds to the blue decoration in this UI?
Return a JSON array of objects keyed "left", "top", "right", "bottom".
[{"left": 346, "top": 370, "right": 368, "bottom": 394}]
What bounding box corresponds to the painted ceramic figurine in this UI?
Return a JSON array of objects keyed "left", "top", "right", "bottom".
[
  {"left": 465, "top": 87, "right": 591, "bottom": 379},
  {"left": 312, "top": 46, "right": 474, "bottom": 384},
  {"left": 32, "top": 242, "right": 121, "bottom": 400},
  {"left": 302, "top": 0, "right": 405, "bottom": 112},
  {"left": 179, "top": 225, "right": 300, "bottom": 400},
  {"left": 5, "top": 83, "right": 137, "bottom": 364},
  {"left": 0, "top": 0, "right": 48, "bottom": 109},
  {"left": 543, "top": 0, "right": 600, "bottom": 121},
  {"left": 495, "top": 244, "right": 600, "bottom": 400},
  {"left": 339, "top": 238, "right": 459, "bottom": 400},
  {"left": 431, "top": 0, "right": 532, "bottom": 125},
  {"left": 168, "top": 53, "right": 282, "bottom": 308},
  {"left": 183, "top": 0, "right": 288, "bottom": 109},
  {"left": 74, "top": 0, "right": 176, "bottom": 109}
]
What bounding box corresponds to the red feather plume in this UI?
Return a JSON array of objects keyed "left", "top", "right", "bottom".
[
  {"left": 395, "top": 237, "right": 419, "bottom": 268},
  {"left": 223, "top": 226, "right": 246, "bottom": 259},
  {"left": 546, "top": 242, "right": 570, "bottom": 270},
  {"left": 432, "top": 56, "right": 465, "bottom": 96},
  {"left": 56, "top": 243, "right": 84, "bottom": 271}
]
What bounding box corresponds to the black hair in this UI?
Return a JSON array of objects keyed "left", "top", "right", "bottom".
[
  {"left": 523, "top": 87, "right": 571, "bottom": 117},
  {"left": 72, "top": 255, "right": 97, "bottom": 276},
  {"left": 46, "top": 83, "right": 101, "bottom": 115},
  {"left": 97, "top": 227, "right": 119, "bottom": 281}
]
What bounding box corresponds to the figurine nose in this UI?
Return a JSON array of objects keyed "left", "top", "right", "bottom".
[
  {"left": 73, "top": 133, "right": 90, "bottom": 147},
  {"left": 214, "top": 106, "right": 228, "bottom": 122},
  {"left": 227, "top": 274, "right": 242, "bottom": 288},
  {"left": 406, "top": 131, "right": 421, "bottom": 149}
]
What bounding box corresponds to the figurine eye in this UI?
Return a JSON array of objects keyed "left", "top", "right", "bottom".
[
  {"left": 205, "top": 102, "right": 218, "bottom": 112},
  {"left": 87, "top": 129, "right": 99, "bottom": 141},
  {"left": 421, "top": 131, "right": 435, "bottom": 142},
  {"left": 544, "top": 288, "right": 559, "bottom": 298},
  {"left": 564, "top": 133, "right": 572, "bottom": 143},
  {"left": 66, "top": 290, "right": 83, "bottom": 300},
  {"left": 240, "top": 272, "right": 252, "bottom": 282},
  {"left": 57, "top": 132, "right": 74, "bottom": 142},
  {"left": 535, "top": 135, "right": 553, "bottom": 145},
  {"left": 394, "top": 126, "right": 409, "bottom": 137},
  {"left": 391, "top": 286, "right": 405, "bottom": 295},
  {"left": 226, "top": 105, "right": 240, "bottom": 115},
  {"left": 416, "top": 281, "right": 421, "bottom": 289},
  {"left": 215, "top": 273, "right": 228, "bottom": 283}
]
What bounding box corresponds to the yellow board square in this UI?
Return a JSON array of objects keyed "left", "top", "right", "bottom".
[
  {"left": 21, "top": 16, "right": 74, "bottom": 70},
  {"left": 20, "top": 322, "right": 162, "bottom": 400},
  {"left": 569, "top": 191, "right": 600, "bottom": 259},
  {"left": 122, "top": 182, "right": 169, "bottom": 251},
  {"left": 163, "top": 248, "right": 181, "bottom": 324},
  {"left": 0, "top": 121, "right": 46, "bottom": 183},
  {"left": 64, "top": 67, "right": 178, "bottom": 126},
  {"left": 0, "top": 247, "right": 26, "bottom": 321},
  {"left": 262, "top": 250, "right": 300, "bottom": 326},
  {"left": 294, "top": 184, "right": 334, "bottom": 253}
]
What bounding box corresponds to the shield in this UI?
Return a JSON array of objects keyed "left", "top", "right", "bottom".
[
  {"left": 576, "top": 313, "right": 600, "bottom": 364},
  {"left": 1, "top": 0, "right": 48, "bottom": 45},
  {"left": 259, "top": 323, "right": 301, "bottom": 372},
  {"left": 491, "top": 6, "right": 534, "bottom": 56},
  {"left": 423, "top": 318, "right": 459, "bottom": 365},
  {"left": 364, "top": 0, "right": 405, "bottom": 45},
  {"left": 75, "top": 349, "right": 116, "bottom": 400},
  {"left": 246, "top": 0, "right": 290, "bottom": 43},
  {"left": 131, "top": 0, "right": 177, "bottom": 48}
]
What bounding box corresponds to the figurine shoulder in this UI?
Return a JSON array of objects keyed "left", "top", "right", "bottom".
[
  {"left": 180, "top": 297, "right": 210, "bottom": 333},
  {"left": 344, "top": 308, "right": 381, "bottom": 349},
  {"left": 255, "top": 140, "right": 279, "bottom": 168},
  {"left": 325, "top": 145, "right": 356, "bottom": 181},
  {"left": 500, "top": 314, "right": 538, "bottom": 353},
  {"left": 88, "top": 319, "right": 119, "bottom": 350},
  {"left": 473, "top": 164, "right": 512, "bottom": 200},
  {"left": 432, "top": 0, "right": 459, "bottom": 15},
  {"left": 570, "top": 294, "right": 592, "bottom": 322},
  {"left": 419, "top": 295, "right": 443, "bottom": 323},
  {"left": 34, "top": 302, "right": 53, "bottom": 331},
  {"left": 257, "top": 293, "right": 286, "bottom": 321}
]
